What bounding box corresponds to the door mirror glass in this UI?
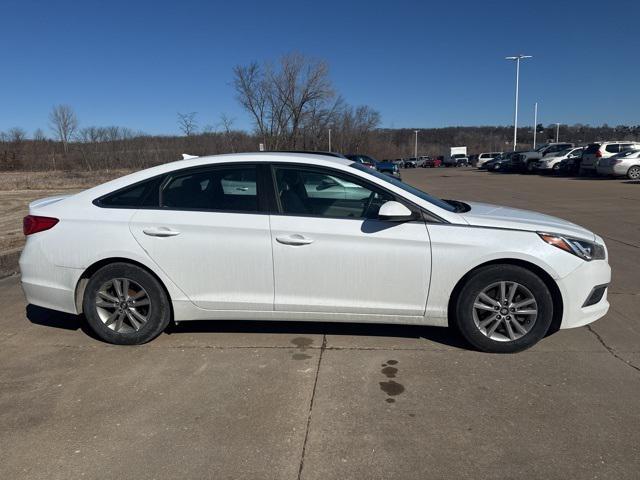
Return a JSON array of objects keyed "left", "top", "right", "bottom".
[
  {"left": 316, "top": 178, "right": 340, "bottom": 191},
  {"left": 378, "top": 201, "right": 415, "bottom": 221}
]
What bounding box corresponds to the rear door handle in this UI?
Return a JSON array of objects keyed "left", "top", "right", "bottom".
[
  {"left": 276, "top": 234, "right": 314, "bottom": 246},
  {"left": 143, "top": 227, "right": 181, "bottom": 237}
]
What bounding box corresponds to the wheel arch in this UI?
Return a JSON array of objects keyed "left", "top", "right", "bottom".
[
  {"left": 75, "top": 257, "right": 174, "bottom": 319},
  {"left": 447, "top": 258, "right": 563, "bottom": 334}
]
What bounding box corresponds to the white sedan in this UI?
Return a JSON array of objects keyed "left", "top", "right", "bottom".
[
  {"left": 20, "top": 153, "right": 611, "bottom": 353},
  {"left": 532, "top": 147, "right": 583, "bottom": 173}
]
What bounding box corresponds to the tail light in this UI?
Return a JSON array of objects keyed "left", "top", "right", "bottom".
[
  {"left": 596, "top": 150, "right": 602, "bottom": 158},
  {"left": 23, "top": 215, "right": 59, "bottom": 235}
]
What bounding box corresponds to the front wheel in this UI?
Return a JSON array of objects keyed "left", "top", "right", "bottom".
[
  {"left": 83, "top": 262, "right": 171, "bottom": 345},
  {"left": 627, "top": 166, "right": 640, "bottom": 180},
  {"left": 453, "top": 265, "right": 553, "bottom": 353}
]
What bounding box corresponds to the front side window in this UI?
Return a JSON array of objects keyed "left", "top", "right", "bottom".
[
  {"left": 274, "top": 166, "right": 394, "bottom": 219},
  {"left": 161, "top": 166, "right": 258, "bottom": 212}
]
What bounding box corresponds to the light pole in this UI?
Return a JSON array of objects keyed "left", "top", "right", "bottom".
[
  {"left": 555, "top": 123, "right": 560, "bottom": 142},
  {"left": 505, "top": 54, "right": 532, "bottom": 151},
  {"left": 328, "top": 128, "right": 332, "bottom": 152},
  {"left": 533, "top": 102, "right": 538, "bottom": 149},
  {"left": 414, "top": 130, "right": 418, "bottom": 159}
]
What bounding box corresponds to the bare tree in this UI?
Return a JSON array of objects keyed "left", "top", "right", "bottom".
[
  {"left": 177, "top": 112, "right": 198, "bottom": 136},
  {"left": 8, "top": 127, "right": 27, "bottom": 143},
  {"left": 233, "top": 53, "right": 336, "bottom": 150},
  {"left": 33, "top": 128, "right": 47, "bottom": 141},
  {"left": 49, "top": 105, "right": 78, "bottom": 153}
]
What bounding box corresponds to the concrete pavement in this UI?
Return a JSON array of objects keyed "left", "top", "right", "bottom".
[{"left": 1, "top": 168, "right": 638, "bottom": 479}]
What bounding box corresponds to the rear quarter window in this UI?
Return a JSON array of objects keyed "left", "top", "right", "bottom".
[
  {"left": 605, "top": 144, "right": 620, "bottom": 153},
  {"left": 95, "top": 177, "right": 161, "bottom": 208}
]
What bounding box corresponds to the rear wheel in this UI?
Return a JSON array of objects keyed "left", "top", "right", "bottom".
[
  {"left": 454, "top": 265, "right": 553, "bottom": 353},
  {"left": 627, "top": 166, "right": 640, "bottom": 180},
  {"left": 83, "top": 263, "right": 171, "bottom": 345}
]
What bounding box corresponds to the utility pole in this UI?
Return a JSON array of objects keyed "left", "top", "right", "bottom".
[
  {"left": 328, "top": 128, "right": 332, "bottom": 152},
  {"left": 555, "top": 123, "right": 560, "bottom": 142},
  {"left": 505, "top": 55, "right": 532, "bottom": 151},
  {"left": 414, "top": 130, "right": 418, "bottom": 159},
  {"left": 533, "top": 102, "right": 538, "bottom": 149}
]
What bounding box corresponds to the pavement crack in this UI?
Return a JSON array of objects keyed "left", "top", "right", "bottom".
[
  {"left": 586, "top": 325, "right": 640, "bottom": 373},
  {"left": 297, "top": 333, "right": 326, "bottom": 480}
]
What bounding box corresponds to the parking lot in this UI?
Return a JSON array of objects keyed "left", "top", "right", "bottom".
[{"left": 1, "top": 168, "right": 639, "bottom": 479}]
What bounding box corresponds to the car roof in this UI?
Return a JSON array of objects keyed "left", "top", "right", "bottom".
[{"left": 74, "top": 152, "right": 354, "bottom": 200}]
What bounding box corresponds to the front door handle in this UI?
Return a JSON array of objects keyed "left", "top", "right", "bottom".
[
  {"left": 276, "top": 234, "right": 314, "bottom": 246},
  {"left": 143, "top": 227, "right": 181, "bottom": 237}
]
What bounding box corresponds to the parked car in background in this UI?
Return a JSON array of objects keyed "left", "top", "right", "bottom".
[
  {"left": 20, "top": 152, "right": 610, "bottom": 353},
  {"left": 515, "top": 143, "right": 574, "bottom": 172},
  {"left": 486, "top": 151, "right": 525, "bottom": 172},
  {"left": 376, "top": 159, "right": 402, "bottom": 179},
  {"left": 345, "top": 154, "right": 401, "bottom": 179},
  {"left": 596, "top": 149, "right": 640, "bottom": 179},
  {"left": 445, "top": 153, "right": 469, "bottom": 167},
  {"left": 579, "top": 142, "right": 640, "bottom": 175},
  {"left": 420, "top": 157, "right": 442, "bottom": 168},
  {"left": 416, "top": 156, "right": 431, "bottom": 168},
  {"left": 345, "top": 154, "right": 377, "bottom": 169},
  {"left": 532, "top": 147, "right": 584, "bottom": 174},
  {"left": 477, "top": 152, "right": 503, "bottom": 168},
  {"left": 403, "top": 158, "right": 418, "bottom": 168}
]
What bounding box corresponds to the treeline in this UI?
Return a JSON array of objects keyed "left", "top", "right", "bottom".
[
  {"left": 4, "top": 123, "right": 640, "bottom": 172},
  {"left": 2, "top": 52, "right": 639, "bottom": 171}
]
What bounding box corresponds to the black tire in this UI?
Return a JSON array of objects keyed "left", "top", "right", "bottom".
[
  {"left": 453, "top": 265, "right": 553, "bottom": 353},
  {"left": 83, "top": 262, "right": 171, "bottom": 345}
]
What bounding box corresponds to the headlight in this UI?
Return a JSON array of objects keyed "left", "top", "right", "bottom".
[{"left": 538, "top": 233, "right": 605, "bottom": 261}]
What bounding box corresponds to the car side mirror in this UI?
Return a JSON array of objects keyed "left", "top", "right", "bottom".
[
  {"left": 316, "top": 178, "right": 339, "bottom": 191},
  {"left": 378, "top": 201, "right": 415, "bottom": 222}
]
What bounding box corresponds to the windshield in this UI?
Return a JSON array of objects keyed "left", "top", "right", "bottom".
[
  {"left": 535, "top": 144, "right": 549, "bottom": 152},
  {"left": 350, "top": 163, "right": 457, "bottom": 212}
]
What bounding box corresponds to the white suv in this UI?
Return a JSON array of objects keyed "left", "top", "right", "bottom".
[
  {"left": 580, "top": 142, "right": 640, "bottom": 175},
  {"left": 477, "top": 152, "right": 502, "bottom": 168}
]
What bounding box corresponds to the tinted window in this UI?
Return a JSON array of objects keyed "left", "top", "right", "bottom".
[
  {"left": 98, "top": 178, "right": 160, "bottom": 208},
  {"left": 161, "top": 166, "right": 258, "bottom": 212},
  {"left": 584, "top": 143, "right": 601, "bottom": 154},
  {"left": 274, "top": 166, "right": 394, "bottom": 219},
  {"left": 605, "top": 144, "right": 620, "bottom": 153}
]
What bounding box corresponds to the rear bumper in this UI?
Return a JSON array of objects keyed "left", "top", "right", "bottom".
[
  {"left": 19, "top": 238, "right": 81, "bottom": 314},
  {"left": 556, "top": 259, "right": 611, "bottom": 329}
]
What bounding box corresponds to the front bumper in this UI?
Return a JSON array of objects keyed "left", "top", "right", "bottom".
[{"left": 556, "top": 258, "right": 611, "bottom": 329}]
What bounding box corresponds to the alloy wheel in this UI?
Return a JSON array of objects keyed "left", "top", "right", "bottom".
[
  {"left": 472, "top": 281, "right": 538, "bottom": 342},
  {"left": 95, "top": 278, "right": 150, "bottom": 333},
  {"left": 628, "top": 166, "right": 640, "bottom": 180}
]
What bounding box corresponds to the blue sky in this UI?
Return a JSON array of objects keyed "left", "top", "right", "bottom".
[{"left": 2, "top": 0, "right": 638, "bottom": 135}]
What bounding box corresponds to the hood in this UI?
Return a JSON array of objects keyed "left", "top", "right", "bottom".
[{"left": 459, "top": 201, "right": 595, "bottom": 241}]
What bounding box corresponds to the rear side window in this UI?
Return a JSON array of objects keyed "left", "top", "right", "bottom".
[
  {"left": 605, "top": 144, "right": 620, "bottom": 153},
  {"left": 161, "top": 166, "right": 258, "bottom": 212},
  {"left": 96, "top": 178, "right": 160, "bottom": 208}
]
